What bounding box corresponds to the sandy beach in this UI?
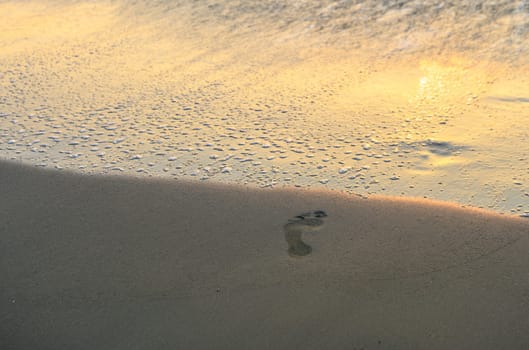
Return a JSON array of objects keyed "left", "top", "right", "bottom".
[
  {"left": 2, "top": 1, "right": 529, "bottom": 349},
  {"left": 1, "top": 160, "right": 528, "bottom": 349},
  {"left": 1, "top": 1, "right": 529, "bottom": 214}
]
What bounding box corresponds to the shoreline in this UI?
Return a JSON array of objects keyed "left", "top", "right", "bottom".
[
  {"left": 2, "top": 2, "right": 529, "bottom": 216},
  {"left": 2, "top": 2, "right": 529, "bottom": 348},
  {"left": 3, "top": 158, "right": 528, "bottom": 220},
  {"left": 2, "top": 159, "right": 529, "bottom": 349}
]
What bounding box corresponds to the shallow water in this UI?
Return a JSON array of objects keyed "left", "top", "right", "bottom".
[{"left": 0, "top": 0, "right": 528, "bottom": 214}]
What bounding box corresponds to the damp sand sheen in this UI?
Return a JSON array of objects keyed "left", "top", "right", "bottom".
[
  {"left": 1, "top": 1, "right": 529, "bottom": 349},
  {"left": 1, "top": 1, "right": 529, "bottom": 214}
]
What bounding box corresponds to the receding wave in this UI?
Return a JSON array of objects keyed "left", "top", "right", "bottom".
[
  {"left": 118, "top": 0, "right": 529, "bottom": 62},
  {"left": 1, "top": 0, "right": 528, "bottom": 215}
]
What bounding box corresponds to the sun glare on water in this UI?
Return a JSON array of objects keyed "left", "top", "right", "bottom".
[{"left": 0, "top": 1, "right": 528, "bottom": 214}]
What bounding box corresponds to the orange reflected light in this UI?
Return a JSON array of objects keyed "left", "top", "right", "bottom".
[{"left": 412, "top": 58, "right": 487, "bottom": 110}]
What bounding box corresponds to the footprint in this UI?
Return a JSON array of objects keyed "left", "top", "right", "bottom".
[{"left": 284, "top": 210, "right": 327, "bottom": 257}]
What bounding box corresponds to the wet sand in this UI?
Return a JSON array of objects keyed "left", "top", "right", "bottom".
[
  {"left": 1, "top": 1, "right": 529, "bottom": 214},
  {"left": 1, "top": 160, "right": 529, "bottom": 350}
]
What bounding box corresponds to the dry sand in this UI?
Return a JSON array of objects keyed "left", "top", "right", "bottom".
[{"left": 1, "top": 160, "right": 529, "bottom": 349}]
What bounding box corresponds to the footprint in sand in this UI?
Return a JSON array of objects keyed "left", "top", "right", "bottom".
[{"left": 284, "top": 210, "right": 327, "bottom": 257}]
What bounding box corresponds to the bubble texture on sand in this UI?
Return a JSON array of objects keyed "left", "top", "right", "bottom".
[{"left": 1, "top": 0, "right": 528, "bottom": 215}]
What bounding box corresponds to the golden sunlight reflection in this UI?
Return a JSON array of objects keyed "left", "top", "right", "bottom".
[
  {"left": 328, "top": 56, "right": 495, "bottom": 122},
  {"left": 1, "top": 1, "right": 528, "bottom": 214},
  {"left": 0, "top": 2, "right": 118, "bottom": 55},
  {"left": 411, "top": 59, "right": 485, "bottom": 110}
]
